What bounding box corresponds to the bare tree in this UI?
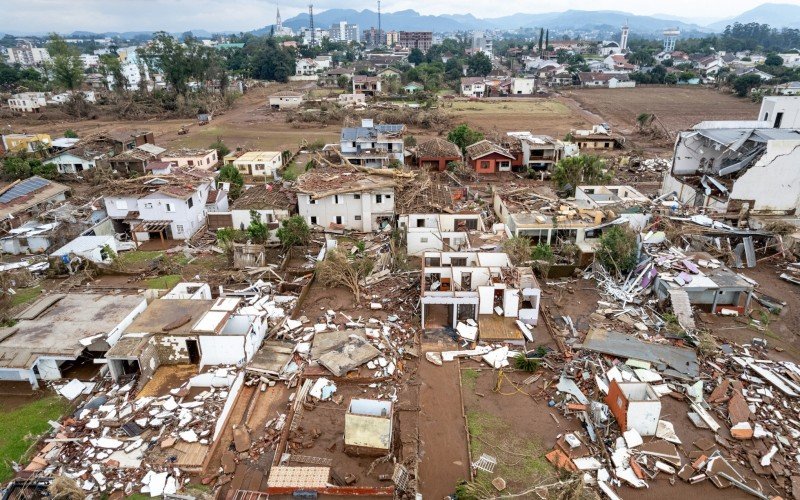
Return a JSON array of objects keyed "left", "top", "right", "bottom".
[{"left": 316, "top": 247, "right": 374, "bottom": 303}]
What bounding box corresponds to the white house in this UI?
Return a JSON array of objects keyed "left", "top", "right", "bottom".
[
  {"left": 104, "top": 169, "right": 228, "bottom": 242},
  {"left": 232, "top": 151, "right": 283, "bottom": 177},
  {"left": 47, "top": 147, "right": 103, "bottom": 174},
  {"left": 51, "top": 234, "right": 118, "bottom": 264},
  {"left": 461, "top": 77, "right": 486, "bottom": 98},
  {"left": 0, "top": 222, "right": 59, "bottom": 255},
  {"left": 296, "top": 166, "right": 396, "bottom": 231},
  {"left": 511, "top": 78, "right": 536, "bottom": 95},
  {"left": 295, "top": 58, "right": 319, "bottom": 76},
  {"left": 398, "top": 213, "right": 484, "bottom": 256},
  {"left": 419, "top": 251, "right": 541, "bottom": 332}
]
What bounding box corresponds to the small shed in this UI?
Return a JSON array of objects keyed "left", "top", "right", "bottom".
[
  {"left": 605, "top": 380, "right": 662, "bottom": 436},
  {"left": 344, "top": 399, "right": 393, "bottom": 456},
  {"left": 269, "top": 91, "right": 304, "bottom": 110}
]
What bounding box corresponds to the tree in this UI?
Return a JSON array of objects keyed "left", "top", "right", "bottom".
[
  {"left": 732, "top": 73, "right": 763, "bottom": 97},
  {"left": 316, "top": 246, "right": 374, "bottom": 303},
  {"left": 447, "top": 124, "right": 484, "bottom": 154},
  {"left": 1, "top": 157, "right": 58, "bottom": 180},
  {"left": 46, "top": 33, "right": 84, "bottom": 90},
  {"left": 408, "top": 48, "right": 425, "bottom": 65},
  {"left": 596, "top": 226, "right": 639, "bottom": 275},
  {"left": 64, "top": 129, "right": 78, "bottom": 138},
  {"left": 502, "top": 237, "right": 533, "bottom": 266},
  {"left": 246, "top": 210, "right": 269, "bottom": 243},
  {"left": 764, "top": 53, "right": 783, "bottom": 66},
  {"left": 217, "top": 164, "right": 244, "bottom": 200},
  {"left": 552, "top": 155, "right": 610, "bottom": 195},
  {"left": 209, "top": 137, "right": 230, "bottom": 159},
  {"left": 444, "top": 57, "right": 463, "bottom": 82},
  {"left": 538, "top": 28, "right": 544, "bottom": 54},
  {"left": 337, "top": 75, "right": 350, "bottom": 89},
  {"left": 276, "top": 215, "right": 310, "bottom": 249},
  {"left": 627, "top": 50, "right": 656, "bottom": 67},
  {"left": 467, "top": 52, "right": 492, "bottom": 77},
  {"left": 99, "top": 53, "right": 125, "bottom": 91}
]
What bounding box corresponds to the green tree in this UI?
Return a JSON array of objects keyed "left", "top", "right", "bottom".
[
  {"left": 209, "top": 137, "right": 230, "bottom": 159},
  {"left": 627, "top": 50, "right": 656, "bottom": 67},
  {"left": 336, "top": 75, "right": 350, "bottom": 89},
  {"left": 64, "top": 129, "right": 78, "bottom": 138},
  {"left": 447, "top": 124, "right": 484, "bottom": 155},
  {"left": 99, "top": 53, "right": 125, "bottom": 91},
  {"left": 444, "top": 57, "right": 464, "bottom": 82},
  {"left": 596, "top": 226, "right": 639, "bottom": 275},
  {"left": 408, "top": 48, "right": 425, "bottom": 65},
  {"left": 732, "top": 73, "right": 763, "bottom": 97},
  {"left": 276, "top": 215, "right": 310, "bottom": 249},
  {"left": 502, "top": 237, "right": 533, "bottom": 266},
  {"left": 246, "top": 210, "right": 269, "bottom": 243},
  {"left": 467, "top": 52, "right": 492, "bottom": 77},
  {"left": 46, "top": 33, "right": 84, "bottom": 90},
  {"left": 552, "top": 155, "right": 610, "bottom": 195},
  {"left": 217, "top": 164, "right": 244, "bottom": 200},
  {"left": 764, "top": 53, "right": 783, "bottom": 66}
]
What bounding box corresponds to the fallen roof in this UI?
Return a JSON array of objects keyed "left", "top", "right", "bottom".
[
  {"left": 124, "top": 299, "right": 215, "bottom": 336},
  {"left": 577, "top": 329, "right": 699, "bottom": 379},
  {"left": 0, "top": 293, "right": 146, "bottom": 370},
  {"left": 296, "top": 166, "right": 397, "bottom": 198},
  {"left": 231, "top": 184, "right": 293, "bottom": 211}
]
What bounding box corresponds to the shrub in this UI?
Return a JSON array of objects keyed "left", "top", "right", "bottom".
[{"left": 596, "top": 226, "right": 639, "bottom": 275}]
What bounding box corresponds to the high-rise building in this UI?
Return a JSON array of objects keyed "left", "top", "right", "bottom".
[
  {"left": 363, "top": 27, "right": 384, "bottom": 47},
  {"left": 471, "top": 31, "right": 493, "bottom": 56},
  {"left": 330, "top": 22, "right": 361, "bottom": 43},
  {"left": 5, "top": 41, "right": 50, "bottom": 67},
  {"left": 620, "top": 22, "right": 630, "bottom": 52},
  {"left": 385, "top": 30, "right": 399, "bottom": 46},
  {"left": 663, "top": 28, "right": 680, "bottom": 53},
  {"left": 398, "top": 31, "right": 433, "bottom": 52}
]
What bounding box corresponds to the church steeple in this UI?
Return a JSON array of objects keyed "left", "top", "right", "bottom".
[{"left": 276, "top": 5, "right": 282, "bottom": 30}]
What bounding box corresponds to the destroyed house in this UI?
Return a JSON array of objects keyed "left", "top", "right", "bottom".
[
  {"left": 107, "top": 144, "right": 167, "bottom": 175},
  {"left": 103, "top": 169, "right": 227, "bottom": 243},
  {"left": 352, "top": 75, "right": 382, "bottom": 96},
  {"left": 344, "top": 399, "right": 393, "bottom": 456},
  {"left": 0, "top": 293, "right": 147, "bottom": 388},
  {"left": 207, "top": 183, "right": 294, "bottom": 238},
  {"left": 106, "top": 289, "right": 268, "bottom": 383},
  {"left": 502, "top": 132, "right": 565, "bottom": 171},
  {"left": 493, "top": 187, "right": 610, "bottom": 246},
  {"left": 661, "top": 123, "right": 800, "bottom": 214},
  {"left": 398, "top": 213, "right": 484, "bottom": 256},
  {"left": 571, "top": 125, "right": 624, "bottom": 150},
  {"left": 340, "top": 119, "right": 405, "bottom": 167},
  {"left": 296, "top": 166, "right": 396, "bottom": 231},
  {"left": 420, "top": 251, "right": 541, "bottom": 335},
  {"left": 652, "top": 258, "right": 754, "bottom": 315},
  {"left": 574, "top": 185, "right": 648, "bottom": 208},
  {"left": 0, "top": 176, "right": 70, "bottom": 229}
]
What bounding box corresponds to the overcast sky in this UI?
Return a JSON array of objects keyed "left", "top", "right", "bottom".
[{"left": 0, "top": 0, "right": 786, "bottom": 34}]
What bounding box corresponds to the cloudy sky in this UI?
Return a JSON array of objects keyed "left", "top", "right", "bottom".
[{"left": 0, "top": 0, "right": 781, "bottom": 34}]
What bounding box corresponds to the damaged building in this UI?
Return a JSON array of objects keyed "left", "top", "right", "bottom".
[
  {"left": 420, "top": 251, "right": 541, "bottom": 337},
  {"left": 397, "top": 213, "right": 484, "bottom": 256},
  {"left": 106, "top": 282, "right": 273, "bottom": 384},
  {"left": 0, "top": 293, "right": 147, "bottom": 387}
]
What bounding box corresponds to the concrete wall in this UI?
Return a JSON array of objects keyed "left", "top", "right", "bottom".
[
  {"left": 199, "top": 335, "right": 245, "bottom": 366},
  {"left": 730, "top": 139, "right": 800, "bottom": 213},
  {"left": 760, "top": 97, "right": 800, "bottom": 128}
]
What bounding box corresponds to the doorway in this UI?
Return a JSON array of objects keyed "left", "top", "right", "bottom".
[{"left": 186, "top": 339, "right": 201, "bottom": 364}]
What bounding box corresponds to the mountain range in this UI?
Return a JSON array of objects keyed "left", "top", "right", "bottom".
[
  {"left": 5, "top": 2, "right": 800, "bottom": 39},
  {"left": 277, "top": 3, "right": 800, "bottom": 35}
]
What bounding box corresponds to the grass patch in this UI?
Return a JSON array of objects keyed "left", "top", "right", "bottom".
[
  {"left": 10, "top": 286, "right": 41, "bottom": 307},
  {"left": 450, "top": 99, "right": 570, "bottom": 116},
  {"left": 146, "top": 274, "right": 182, "bottom": 290},
  {"left": 115, "top": 250, "right": 163, "bottom": 267},
  {"left": 0, "top": 395, "right": 70, "bottom": 482},
  {"left": 462, "top": 368, "right": 479, "bottom": 390},
  {"left": 465, "top": 409, "right": 553, "bottom": 487}
]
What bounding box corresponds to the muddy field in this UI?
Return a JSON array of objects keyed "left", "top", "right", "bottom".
[{"left": 566, "top": 86, "right": 760, "bottom": 135}]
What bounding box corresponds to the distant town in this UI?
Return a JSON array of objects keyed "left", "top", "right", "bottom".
[{"left": 2, "top": 2, "right": 800, "bottom": 500}]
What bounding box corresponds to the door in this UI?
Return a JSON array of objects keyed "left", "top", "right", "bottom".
[
  {"left": 775, "top": 112, "right": 784, "bottom": 128},
  {"left": 186, "top": 339, "right": 201, "bottom": 364}
]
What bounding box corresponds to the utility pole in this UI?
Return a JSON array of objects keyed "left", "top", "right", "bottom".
[
  {"left": 378, "top": 0, "right": 382, "bottom": 47},
  {"left": 309, "top": 4, "right": 315, "bottom": 46}
]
